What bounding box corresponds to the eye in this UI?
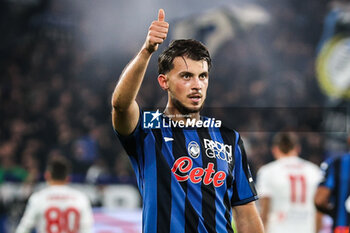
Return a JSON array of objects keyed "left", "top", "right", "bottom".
[
  {"left": 181, "top": 73, "right": 191, "bottom": 79},
  {"left": 199, "top": 73, "right": 208, "bottom": 80}
]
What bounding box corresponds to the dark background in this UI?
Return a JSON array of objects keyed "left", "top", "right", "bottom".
[{"left": 1, "top": 0, "right": 346, "bottom": 187}]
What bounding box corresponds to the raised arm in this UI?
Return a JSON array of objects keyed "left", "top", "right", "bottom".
[{"left": 111, "top": 9, "right": 169, "bottom": 135}]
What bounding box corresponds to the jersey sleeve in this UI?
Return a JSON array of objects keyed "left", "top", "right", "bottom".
[
  {"left": 318, "top": 157, "right": 336, "bottom": 190},
  {"left": 113, "top": 109, "right": 146, "bottom": 186},
  {"left": 231, "top": 135, "right": 258, "bottom": 206},
  {"left": 15, "top": 194, "right": 38, "bottom": 233},
  {"left": 79, "top": 195, "right": 94, "bottom": 233}
]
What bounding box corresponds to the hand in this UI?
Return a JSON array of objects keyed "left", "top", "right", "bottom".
[{"left": 144, "top": 9, "right": 169, "bottom": 54}]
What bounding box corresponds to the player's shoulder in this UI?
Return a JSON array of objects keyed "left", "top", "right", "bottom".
[
  {"left": 58, "top": 186, "right": 91, "bottom": 205},
  {"left": 210, "top": 119, "right": 237, "bottom": 133},
  {"left": 258, "top": 160, "right": 279, "bottom": 173},
  {"left": 321, "top": 153, "right": 347, "bottom": 168},
  {"left": 49, "top": 185, "right": 89, "bottom": 198},
  {"left": 64, "top": 185, "right": 90, "bottom": 198},
  {"left": 258, "top": 157, "right": 302, "bottom": 173},
  {"left": 27, "top": 185, "right": 52, "bottom": 203},
  {"left": 319, "top": 153, "right": 350, "bottom": 173},
  {"left": 219, "top": 126, "right": 240, "bottom": 138},
  {"left": 337, "top": 152, "right": 350, "bottom": 162},
  {"left": 297, "top": 157, "right": 320, "bottom": 169},
  {"left": 27, "top": 190, "right": 41, "bottom": 203},
  {"left": 299, "top": 159, "right": 323, "bottom": 179},
  {"left": 200, "top": 115, "right": 234, "bottom": 131},
  {"left": 200, "top": 116, "right": 241, "bottom": 142}
]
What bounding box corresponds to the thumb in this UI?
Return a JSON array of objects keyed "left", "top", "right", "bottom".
[{"left": 158, "top": 9, "right": 165, "bottom": 22}]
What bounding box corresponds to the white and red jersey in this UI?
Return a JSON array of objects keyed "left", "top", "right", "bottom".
[
  {"left": 256, "top": 156, "right": 322, "bottom": 233},
  {"left": 16, "top": 185, "right": 94, "bottom": 233}
]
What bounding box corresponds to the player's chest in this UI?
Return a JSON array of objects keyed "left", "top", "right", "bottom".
[{"left": 146, "top": 129, "right": 235, "bottom": 187}]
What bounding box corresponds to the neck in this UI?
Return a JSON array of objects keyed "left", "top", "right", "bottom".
[
  {"left": 48, "top": 180, "right": 68, "bottom": 186},
  {"left": 163, "top": 105, "right": 200, "bottom": 122},
  {"left": 280, "top": 152, "right": 298, "bottom": 158}
]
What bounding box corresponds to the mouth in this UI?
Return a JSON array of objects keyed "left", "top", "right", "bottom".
[{"left": 188, "top": 94, "right": 202, "bottom": 103}]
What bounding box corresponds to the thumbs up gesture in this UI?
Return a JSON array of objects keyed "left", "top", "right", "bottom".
[{"left": 144, "top": 9, "right": 169, "bottom": 54}]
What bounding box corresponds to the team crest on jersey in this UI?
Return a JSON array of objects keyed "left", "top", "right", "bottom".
[
  {"left": 187, "top": 141, "right": 200, "bottom": 158},
  {"left": 203, "top": 139, "right": 232, "bottom": 163}
]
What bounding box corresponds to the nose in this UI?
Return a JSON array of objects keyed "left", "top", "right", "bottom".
[{"left": 191, "top": 76, "right": 202, "bottom": 91}]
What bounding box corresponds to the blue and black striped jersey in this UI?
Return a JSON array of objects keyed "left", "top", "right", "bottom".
[
  {"left": 319, "top": 153, "right": 350, "bottom": 232},
  {"left": 115, "top": 111, "right": 258, "bottom": 233}
]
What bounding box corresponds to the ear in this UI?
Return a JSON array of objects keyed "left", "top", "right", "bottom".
[
  {"left": 44, "top": 171, "right": 51, "bottom": 181},
  {"left": 271, "top": 146, "right": 276, "bottom": 155},
  {"left": 158, "top": 74, "right": 169, "bottom": 90},
  {"left": 271, "top": 146, "right": 280, "bottom": 159}
]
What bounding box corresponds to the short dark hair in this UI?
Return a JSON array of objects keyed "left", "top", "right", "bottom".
[
  {"left": 46, "top": 156, "right": 71, "bottom": 181},
  {"left": 158, "top": 39, "right": 212, "bottom": 74},
  {"left": 272, "top": 132, "right": 299, "bottom": 154}
]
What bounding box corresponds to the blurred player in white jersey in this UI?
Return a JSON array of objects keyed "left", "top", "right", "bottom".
[
  {"left": 256, "top": 132, "right": 322, "bottom": 233},
  {"left": 16, "top": 156, "right": 94, "bottom": 233}
]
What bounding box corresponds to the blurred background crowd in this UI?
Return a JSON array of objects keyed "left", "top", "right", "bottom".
[{"left": 1, "top": 0, "right": 350, "bottom": 230}]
